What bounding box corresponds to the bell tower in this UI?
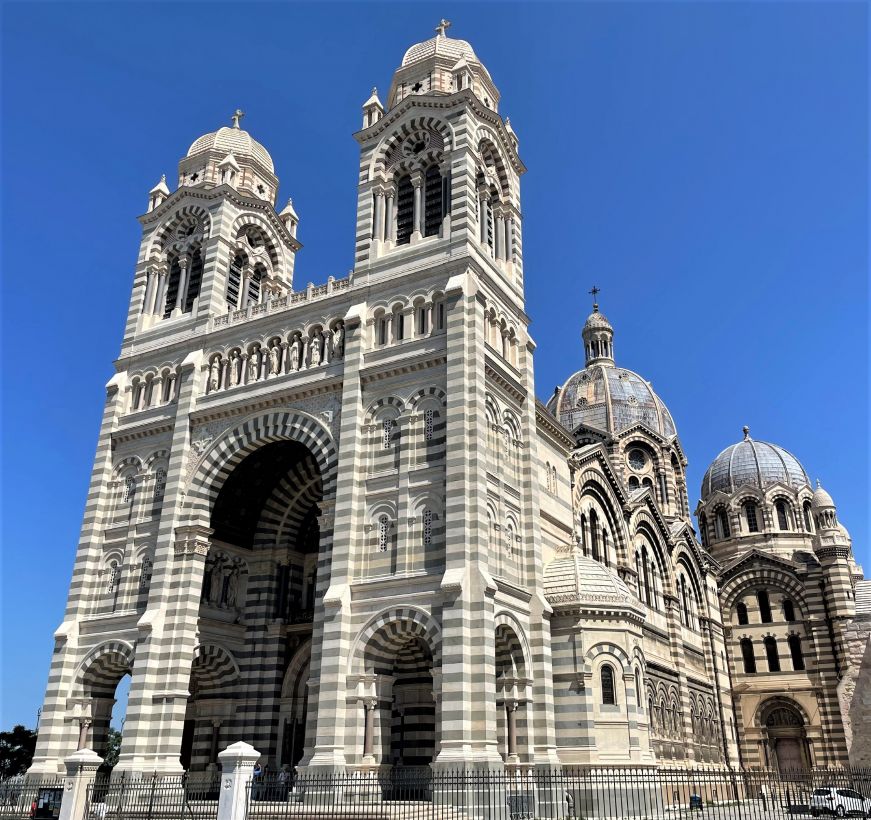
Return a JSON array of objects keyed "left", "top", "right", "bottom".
[{"left": 352, "top": 20, "right": 525, "bottom": 297}]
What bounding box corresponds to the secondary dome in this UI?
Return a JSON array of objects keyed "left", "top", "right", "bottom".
[
  {"left": 548, "top": 365, "right": 677, "bottom": 439},
  {"left": 701, "top": 427, "right": 810, "bottom": 499},
  {"left": 544, "top": 553, "right": 644, "bottom": 617},
  {"left": 188, "top": 122, "right": 274, "bottom": 174}
]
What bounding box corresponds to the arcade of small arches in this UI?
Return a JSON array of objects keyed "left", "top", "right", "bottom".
[
  {"left": 731, "top": 587, "right": 808, "bottom": 675},
  {"left": 699, "top": 490, "right": 816, "bottom": 547},
  {"left": 128, "top": 365, "right": 181, "bottom": 413},
  {"left": 204, "top": 322, "right": 345, "bottom": 395},
  {"left": 371, "top": 292, "right": 447, "bottom": 348}
]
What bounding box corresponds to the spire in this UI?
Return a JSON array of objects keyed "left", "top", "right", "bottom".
[{"left": 581, "top": 287, "right": 615, "bottom": 366}]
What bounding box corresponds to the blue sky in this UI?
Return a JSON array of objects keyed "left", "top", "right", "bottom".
[{"left": 1, "top": 2, "right": 867, "bottom": 729}]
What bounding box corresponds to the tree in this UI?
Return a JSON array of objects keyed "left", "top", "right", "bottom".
[
  {"left": 103, "top": 729, "right": 122, "bottom": 769},
  {"left": 0, "top": 725, "right": 37, "bottom": 778}
]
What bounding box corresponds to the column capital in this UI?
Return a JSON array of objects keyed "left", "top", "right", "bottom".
[{"left": 174, "top": 524, "right": 213, "bottom": 557}]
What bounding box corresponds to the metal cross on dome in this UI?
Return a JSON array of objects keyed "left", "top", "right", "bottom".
[
  {"left": 589, "top": 285, "right": 600, "bottom": 306},
  {"left": 231, "top": 109, "right": 245, "bottom": 128},
  {"left": 435, "top": 19, "right": 451, "bottom": 37}
]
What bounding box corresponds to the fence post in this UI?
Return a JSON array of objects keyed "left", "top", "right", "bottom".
[
  {"left": 59, "top": 749, "right": 103, "bottom": 820},
  {"left": 217, "top": 742, "right": 260, "bottom": 820}
]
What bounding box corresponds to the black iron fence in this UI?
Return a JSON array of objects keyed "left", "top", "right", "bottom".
[
  {"left": 0, "top": 776, "right": 64, "bottom": 820},
  {"left": 244, "top": 766, "right": 871, "bottom": 820},
  {"left": 85, "top": 772, "right": 220, "bottom": 820}
]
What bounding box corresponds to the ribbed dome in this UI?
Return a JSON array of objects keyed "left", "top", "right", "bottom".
[
  {"left": 812, "top": 481, "right": 835, "bottom": 509},
  {"left": 544, "top": 553, "right": 644, "bottom": 616},
  {"left": 188, "top": 126, "right": 274, "bottom": 174},
  {"left": 701, "top": 429, "right": 810, "bottom": 499},
  {"left": 547, "top": 364, "right": 677, "bottom": 439},
  {"left": 401, "top": 34, "right": 479, "bottom": 67}
]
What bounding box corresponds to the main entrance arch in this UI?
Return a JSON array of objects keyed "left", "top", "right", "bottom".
[
  {"left": 760, "top": 699, "right": 810, "bottom": 772},
  {"left": 180, "top": 410, "right": 337, "bottom": 771}
]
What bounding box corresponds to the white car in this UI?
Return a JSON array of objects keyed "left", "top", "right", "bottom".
[{"left": 810, "top": 788, "right": 871, "bottom": 817}]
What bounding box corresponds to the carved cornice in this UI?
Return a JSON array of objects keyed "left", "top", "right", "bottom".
[
  {"left": 360, "top": 353, "right": 447, "bottom": 384},
  {"left": 174, "top": 524, "right": 213, "bottom": 557},
  {"left": 485, "top": 359, "right": 526, "bottom": 405},
  {"left": 534, "top": 401, "right": 574, "bottom": 450}
]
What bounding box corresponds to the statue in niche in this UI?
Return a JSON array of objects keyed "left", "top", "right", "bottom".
[
  {"left": 269, "top": 343, "right": 281, "bottom": 375},
  {"left": 208, "top": 559, "right": 223, "bottom": 605},
  {"left": 201, "top": 560, "right": 212, "bottom": 602},
  {"left": 220, "top": 564, "right": 234, "bottom": 607},
  {"left": 332, "top": 323, "right": 345, "bottom": 358},
  {"left": 229, "top": 352, "right": 241, "bottom": 387},
  {"left": 309, "top": 334, "right": 321, "bottom": 367},
  {"left": 248, "top": 350, "right": 260, "bottom": 382},
  {"left": 209, "top": 358, "right": 221, "bottom": 392},
  {"left": 288, "top": 335, "right": 301, "bottom": 372},
  {"left": 225, "top": 567, "right": 239, "bottom": 609}
]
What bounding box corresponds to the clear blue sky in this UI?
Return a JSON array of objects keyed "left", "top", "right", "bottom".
[{"left": 1, "top": 2, "right": 867, "bottom": 729}]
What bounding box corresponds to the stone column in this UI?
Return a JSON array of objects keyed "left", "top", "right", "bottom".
[
  {"left": 217, "top": 742, "right": 260, "bottom": 820},
  {"left": 239, "top": 272, "right": 251, "bottom": 309},
  {"left": 362, "top": 701, "right": 376, "bottom": 764},
  {"left": 384, "top": 187, "right": 396, "bottom": 244},
  {"left": 142, "top": 268, "right": 157, "bottom": 316},
  {"left": 411, "top": 170, "right": 424, "bottom": 242},
  {"left": 373, "top": 189, "right": 384, "bottom": 243},
  {"left": 174, "top": 256, "right": 190, "bottom": 314},
  {"left": 208, "top": 720, "right": 222, "bottom": 770},
  {"left": 59, "top": 749, "right": 103, "bottom": 820},
  {"left": 495, "top": 211, "right": 505, "bottom": 259},
  {"left": 504, "top": 216, "right": 514, "bottom": 264}
]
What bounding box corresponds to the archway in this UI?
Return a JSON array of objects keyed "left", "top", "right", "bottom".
[
  {"left": 183, "top": 436, "right": 325, "bottom": 771},
  {"left": 360, "top": 618, "right": 438, "bottom": 771},
  {"left": 760, "top": 699, "right": 809, "bottom": 772},
  {"left": 495, "top": 623, "right": 528, "bottom": 764}
]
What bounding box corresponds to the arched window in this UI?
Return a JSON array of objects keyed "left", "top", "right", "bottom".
[
  {"left": 382, "top": 418, "right": 395, "bottom": 449},
  {"left": 378, "top": 515, "right": 389, "bottom": 552},
  {"left": 680, "top": 576, "right": 690, "bottom": 627},
  {"left": 422, "top": 509, "right": 433, "bottom": 547},
  {"left": 715, "top": 508, "right": 731, "bottom": 539},
  {"left": 764, "top": 636, "right": 780, "bottom": 672},
  {"left": 138, "top": 556, "right": 153, "bottom": 591},
  {"left": 736, "top": 601, "right": 749, "bottom": 625},
  {"left": 783, "top": 599, "right": 796, "bottom": 622},
  {"left": 776, "top": 500, "right": 790, "bottom": 531},
  {"left": 227, "top": 253, "right": 244, "bottom": 309},
  {"left": 740, "top": 638, "right": 756, "bottom": 673},
  {"left": 551, "top": 466, "right": 558, "bottom": 494},
  {"left": 757, "top": 589, "right": 772, "bottom": 623},
  {"left": 395, "top": 174, "right": 414, "bottom": 245},
  {"left": 698, "top": 513, "right": 708, "bottom": 548},
  {"left": 788, "top": 634, "right": 805, "bottom": 670},
  {"left": 628, "top": 476, "right": 640, "bottom": 491},
  {"left": 424, "top": 165, "right": 443, "bottom": 237},
  {"left": 590, "top": 510, "right": 600, "bottom": 562},
  {"left": 745, "top": 501, "right": 759, "bottom": 533},
  {"left": 153, "top": 468, "right": 166, "bottom": 501},
  {"left": 803, "top": 501, "right": 814, "bottom": 532},
  {"left": 123, "top": 475, "right": 136, "bottom": 504},
  {"left": 601, "top": 665, "right": 616, "bottom": 705},
  {"left": 634, "top": 668, "right": 641, "bottom": 705},
  {"left": 424, "top": 409, "right": 435, "bottom": 442},
  {"left": 106, "top": 560, "right": 120, "bottom": 596}
]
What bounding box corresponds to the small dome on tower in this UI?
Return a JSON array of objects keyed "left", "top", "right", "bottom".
[
  {"left": 401, "top": 22, "right": 480, "bottom": 68},
  {"left": 700, "top": 427, "right": 810, "bottom": 499},
  {"left": 188, "top": 119, "right": 274, "bottom": 174},
  {"left": 812, "top": 480, "right": 835, "bottom": 510}
]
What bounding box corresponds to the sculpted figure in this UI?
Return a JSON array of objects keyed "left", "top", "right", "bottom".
[
  {"left": 269, "top": 344, "right": 281, "bottom": 375},
  {"left": 209, "top": 358, "right": 221, "bottom": 392},
  {"left": 226, "top": 568, "right": 239, "bottom": 608},
  {"left": 220, "top": 565, "right": 233, "bottom": 607},
  {"left": 332, "top": 323, "right": 345, "bottom": 358},
  {"left": 248, "top": 350, "right": 259, "bottom": 382},
  {"left": 229, "top": 352, "right": 241, "bottom": 386},
  {"left": 309, "top": 334, "right": 321, "bottom": 367},
  {"left": 289, "top": 335, "right": 301, "bottom": 372},
  {"left": 209, "top": 560, "right": 223, "bottom": 605}
]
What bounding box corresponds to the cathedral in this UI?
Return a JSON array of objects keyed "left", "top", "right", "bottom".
[{"left": 28, "top": 23, "right": 869, "bottom": 777}]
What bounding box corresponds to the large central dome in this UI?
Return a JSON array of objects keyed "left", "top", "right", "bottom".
[{"left": 547, "top": 305, "right": 677, "bottom": 439}]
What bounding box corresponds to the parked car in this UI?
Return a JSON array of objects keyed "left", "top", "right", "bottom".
[{"left": 810, "top": 788, "right": 871, "bottom": 817}]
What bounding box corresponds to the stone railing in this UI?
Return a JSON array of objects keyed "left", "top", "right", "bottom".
[{"left": 212, "top": 274, "right": 353, "bottom": 330}]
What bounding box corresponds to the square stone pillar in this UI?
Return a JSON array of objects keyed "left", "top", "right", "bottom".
[
  {"left": 59, "top": 749, "right": 103, "bottom": 820},
  {"left": 217, "top": 741, "right": 260, "bottom": 820}
]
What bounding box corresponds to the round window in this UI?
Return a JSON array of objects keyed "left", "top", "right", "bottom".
[{"left": 628, "top": 449, "right": 647, "bottom": 471}]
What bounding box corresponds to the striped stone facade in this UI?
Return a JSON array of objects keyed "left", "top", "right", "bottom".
[{"left": 28, "top": 25, "right": 866, "bottom": 777}]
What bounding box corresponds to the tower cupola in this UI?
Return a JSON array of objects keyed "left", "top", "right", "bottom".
[
  {"left": 362, "top": 87, "right": 384, "bottom": 129},
  {"left": 812, "top": 480, "right": 838, "bottom": 531},
  {"left": 582, "top": 290, "right": 615, "bottom": 366},
  {"left": 178, "top": 110, "right": 279, "bottom": 204},
  {"left": 279, "top": 198, "right": 299, "bottom": 237},
  {"left": 147, "top": 174, "right": 170, "bottom": 212}
]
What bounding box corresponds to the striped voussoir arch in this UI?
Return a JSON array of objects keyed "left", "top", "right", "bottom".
[
  {"left": 406, "top": 385, "right": 447, "bottom": 408},
  {"left": 375, "top": 117, "right": 454, "bottom": 174},
  {"left": 494, "top": 612, "right": 531, "bottom": 673},
  {"left": 75, "top": 640, "right": 135, "bottom": 696},
  {"left": 353, "top": 607, "right": 442, "bottom": 674},
  {"left": 720, "top": 565, "right": 810, "bottom": 613},
  {"left": 585, "top": 641, "right": 631, "bottom": 671},
  {"left": 185, "top": 410, "right": 338, "bottom": 524},
  {"left": 191, "top": 643, "right": 240, "bottom": 688}
]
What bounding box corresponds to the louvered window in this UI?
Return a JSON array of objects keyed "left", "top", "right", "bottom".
[
  {"left": 424, "top": 165, "right": 442, "bottom": 237},
  {"left": 378, "top": 516, "right": 389, "bottom": 552},
  {"left": 424, "top": 409, "right": 434, "bottom": 441},
  {"left": 227, "top": 255, "right": 244, "bottom": 309},
  {"left": 423, "top": 510, "right": 433, "bottom": 547},
  {"left": 396, "top": 175, "right": 414, "bottom": 245}
]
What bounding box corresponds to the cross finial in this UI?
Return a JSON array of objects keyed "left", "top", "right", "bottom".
[
  {"left": 435, "top": 18, "right": 451, "bottom": 37},
  {"left": 589, "top": 285, "right": 600, "bottom": 310},
  {"left": 742, "top": 425, "right": 750, "bottom": 440},
  {"left": 231, "top": 109, "right": 245, "bottom": 129}
]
